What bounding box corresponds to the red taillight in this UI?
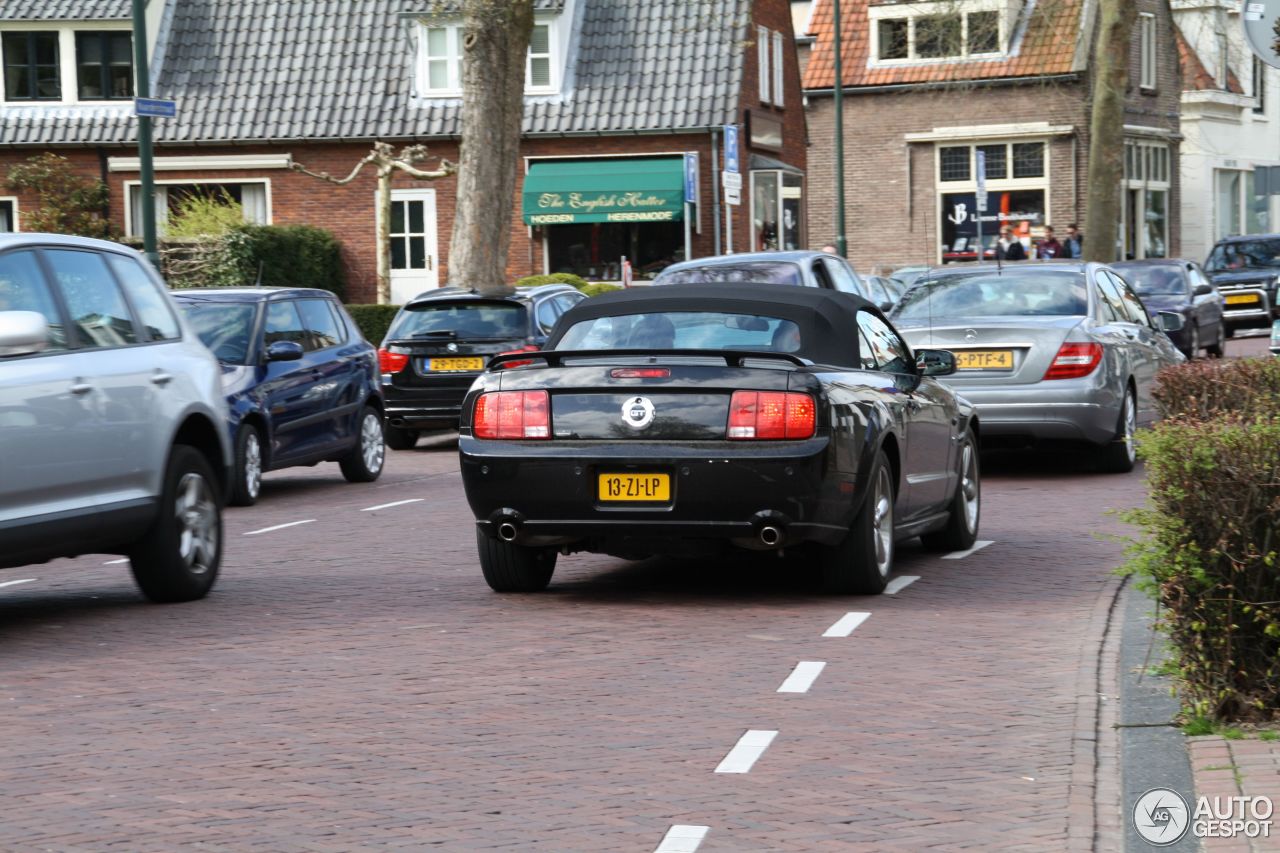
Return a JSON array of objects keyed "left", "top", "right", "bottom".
[
  {"left": 611, "top": 368, "right": 671, "bottom": 379},
  {"left": 378, "top": 347, "right": 409, "bottom": 374},
  {"left": 1043, "top": 342, "right": 1103, "bottom": 380},
  {"left": 473, "top": 390, "right": 550, "bottom": 439},
  {"left": 727, "top": 391, "right": 816, "bottom": 440},
  {"left": 497, "top": 344, "right": 540, "bottom": 369}
]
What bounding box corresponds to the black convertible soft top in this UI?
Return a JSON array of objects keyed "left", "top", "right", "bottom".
[{"left": 547, "top": 282, "right": 881, "bottom": 368}]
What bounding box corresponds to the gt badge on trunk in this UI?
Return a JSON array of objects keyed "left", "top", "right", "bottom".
[{"left": 622, "top": 396, "right": 655, "bottom": 430}]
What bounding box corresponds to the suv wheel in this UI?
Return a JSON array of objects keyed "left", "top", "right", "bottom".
[
  {"left": 128, "top": 445, "right": 222, "bottom": 602},
  {"left": 230, "top": 424, "right": 263, "bottom": 506},
  {"left": 340, "top": 405, "right": 385, "bottom": 482}
]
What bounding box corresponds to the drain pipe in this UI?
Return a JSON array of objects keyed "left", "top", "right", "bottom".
[{"left": 710, "top": 127, "right": 722, "bottom": 256}]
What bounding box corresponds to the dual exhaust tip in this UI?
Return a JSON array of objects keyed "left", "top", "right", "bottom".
[{"left": 497, "top": 521, "right": 519, "bottom": 542}]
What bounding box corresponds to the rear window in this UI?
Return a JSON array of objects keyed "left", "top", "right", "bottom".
[
  {"left": 1117, "top": 265, "right": 1185, "bottom": 295},
  {"left": 657, "top": 262, "right": 804, "bottom": 286},
  {"left": 388, "top": 301, "right": 528, "bottom": 340},
  {"left": 894, "top": 270, "right": 1087, "bottom": 319},
  {"left": 180, "top": 301, "right": 258, "bottom": 364},
  {"left": 556, "top": 311, "right": 801, "bottom": 352}
]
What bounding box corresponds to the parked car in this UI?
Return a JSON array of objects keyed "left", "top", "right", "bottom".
[
  {"left": 865, "top": 275, "right": 906, "bottom": 311},
  {"left": 889, "top": 265, "right": 931, "bottom": 289},
  {"left": 0, "top": 234, "right": 231, "bottom": 601},
  {"left": 1111, "top": 259, "right": 1225, "bottom": 358},
  {"left": 458, "top": 283, "right": 980, "bottom": 594},
  {"left": 378, "top": 283, "right": 586, "bottom": 449},
  {"left": 1203, "top": 234, "right": 1280, "bottom": 335},
  {"left": 173, "top": 288, "right": 385, "bottom": 506},
  {"left": 653, "top": 250, "right": 873, "bottom": 299},
  {"left": 891, "top": 263, "right": 1186, "bottom": 472}
]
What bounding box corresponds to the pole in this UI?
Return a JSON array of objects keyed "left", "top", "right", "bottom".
[
  {"left": 131, "top": 0, "right": 157, "bottom": 265},
  {"left": 683, "top": 202, "right": 692, "bottom": 262},
  {"left": 710, "top": 128, "right": 722, "bottom": 255},
  {"left": 833, "top": 0, "right": 847, "bottom": 258}
]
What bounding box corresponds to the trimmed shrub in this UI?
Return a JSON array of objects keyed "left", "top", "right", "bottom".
[
  {"left": 1152, "top": 357, "right": 1280, "bottom": 422},
  {"left": 515, "top": 273, "right": 591, "bottom": 290},
  {"left": 230, "top": 224, "right": 346, "bottom": 299},
  {"left": 579, "top": 282, "right": 622, "bottom": 297},
  {"left": 346, "top": 303, "right": 401, "bottom": 344},
  {"left": 165, "top": 189, "right": 244, "bottom": 239}
]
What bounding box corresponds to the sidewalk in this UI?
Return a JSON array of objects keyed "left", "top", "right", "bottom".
[{"left": 1189, "top": 736, "right": 1280, "bottom": 853}]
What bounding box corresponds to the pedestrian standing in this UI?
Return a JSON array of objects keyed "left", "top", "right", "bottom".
[
  {"left": 1063, "top": 224, "right": 1084, "bottom": 258},
  {"left": 997, "top": 227, "right": 1026, "bottom": 261},
  {"left": 1037, "top": 226, "right": 1063, "bottom": 259}
]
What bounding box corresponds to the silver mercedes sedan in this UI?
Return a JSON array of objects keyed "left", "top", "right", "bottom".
[{"left": 890, "top": 262, "right": 1186, "bottom": 472}]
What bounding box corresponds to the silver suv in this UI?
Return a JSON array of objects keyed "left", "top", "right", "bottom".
[{"left": 0, "top": 234, "right": 232, "bottom": 602}]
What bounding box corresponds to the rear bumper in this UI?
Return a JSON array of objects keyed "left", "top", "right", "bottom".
[
  {"left": 943, "top": 381, "right": 1119, "bottom": 445},
  {"left": 458, "top": 436, "right": 851, "bottom": 551},
  {"left": 382, "top": 380, "right": 476, "bottom": 429}
]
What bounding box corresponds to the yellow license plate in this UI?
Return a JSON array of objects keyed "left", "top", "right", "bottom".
[
  {"left": 1225, "top": 293, "right": 1258, "bottom": 305},
  {"left": 428, "top": 357, "right": 484, "bottom": 371},
  {"left": 597, "top": 473, "right": 671, "bottom": 502},
  {"left": 954, "top": 350, "right": 1014, "bottom": 370}
]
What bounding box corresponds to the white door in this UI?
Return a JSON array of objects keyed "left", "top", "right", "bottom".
[{"left": 386, "top": 188, "right": 439, "bottom": 304}]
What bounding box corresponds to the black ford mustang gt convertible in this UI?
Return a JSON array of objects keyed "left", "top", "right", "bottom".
[{"left": 457, "top": 284, "right": 981, "bottom": 594}]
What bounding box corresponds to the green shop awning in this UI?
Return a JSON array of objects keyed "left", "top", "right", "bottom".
[{"left": 522, "top": 158, "right": 685, "bottom": 225}]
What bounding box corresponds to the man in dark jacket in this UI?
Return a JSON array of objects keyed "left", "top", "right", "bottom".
[
  {"left": 1063, "top": 224, "right": 1084, "bottom": 258},
  {"left": 1037, "top": 225, "right": 1063, "bottom": 259},
  {"left": 997, "top": 227, "right": 1026, "bottom": 260}
]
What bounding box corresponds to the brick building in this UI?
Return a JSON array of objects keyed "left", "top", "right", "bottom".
[
  {"left": 0, "top": 0, "right": 806, "bottom": 303},
  {"left": 800, "top": 0, "right": 1182, "bottom": 268}
]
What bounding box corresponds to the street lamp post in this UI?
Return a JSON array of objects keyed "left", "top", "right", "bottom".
[
  {"left": 832, "top": 0, "right": 847, "bottom": 258},
  {"left": 131, "top": 0, "right": 158, "bottom": 265}
]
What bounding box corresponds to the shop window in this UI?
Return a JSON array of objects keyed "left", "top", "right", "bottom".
[
  {"left": 752, "top": 171, "right": 780, "bottom": 251},
  {"left": 2, "top": 31, "right": 60, "bottom": 101},
  {"left": 546, "top": 221, "right": 684, "bottom": 281},
  {"left": 967, "top": 11, "right": 999, "bottom": 54},
  {"left": 978, "top": 144, "right": 1006, "bottom": 180},
  {"left": 1012, "top": 142, "right": 1045, "bottom": 178},
  {"left": 1139, "top": 14, "right": 1156, "bottom": 91},
  {"left": 916, "top": 14, "right": 961, "bottom": 59},
  {"left": 877, "top": 19, "right": 908, "bottom": 60},
  {"left": 939, "top": 147, "right": 971, "bottom": 182},
  {"left": 75, "top": 31, "right": 132, "bottom": 100}
]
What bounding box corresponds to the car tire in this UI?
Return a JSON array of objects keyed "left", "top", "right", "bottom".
[
  {"left": 127, "top": 445, "right": 222, "bottom": 603},
  {"left": 476, "top": 528, "right": 557, "bottom": 592},
  {"left": 385, "top": 426, "right": 420, "bottom": 451},
  {"left": 339, "top": 405, "right": 385, "bottom": 483},
  {"left": 921, "top": 429, "right": 980, "bottom": 552},
  {"left": 1098, "top": 386, "right": 1137, "bottom": 474},
  {"left": 1225, "top": 324, "right": 1236, "bottom": 339},
  {"left": 1205, "top": 322, "right": 1226, "bottom": 358},
  {"left": 820, "top": 450, "right": 894, "bottom": 595},
  {"left": 1181, "top": 323, "right": 1199, "bottom": 360},
  {"left": 229, "top": 424, "right": 263, "bottom": 507}
]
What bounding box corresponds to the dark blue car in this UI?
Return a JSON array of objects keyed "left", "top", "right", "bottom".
[{"left": 174, "top": 288, "right": 385, "bottom": 505}]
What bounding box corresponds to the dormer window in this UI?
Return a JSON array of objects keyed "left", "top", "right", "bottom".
[
  {"left": 417, "top": 20, "right": 559, "bottom": 97},
  {"left": 870, "top": 1, "right": 1008, "bottom": 64},
  {"left": 1, "top": 25, "right": 133, "bottom": 104}
]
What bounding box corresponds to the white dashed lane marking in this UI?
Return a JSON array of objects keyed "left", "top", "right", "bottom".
[
  {"left": 244, "top": 519, "right": 316, "bottom": 536},
  {"left": 884, "top": 575, "right": 919, "bottom": 595},
  {"left": 653, "top": 825, "right": 710, "bottom": 853},
  {"left": 0, "top": 578, "right": 37, "bottom": 590},
  {"left": 942, "top": 540, "right": 994, "bottom": 560},
  {"left": 822, "top": 611, "right": 871, "bottom": 637},
  {"left": 777, "top": 661, "right": 826, "bottom": 694},
  {"left": 714, "top": 730, "right": 777, "bottom": 774},
  {"left": 360, "top": 498, "right": 424, "bottom": 512}
]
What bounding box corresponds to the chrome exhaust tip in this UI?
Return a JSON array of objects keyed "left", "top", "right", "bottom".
[
  {"left": 497, "top": 522, "right": 519, "bottom": 542},
  {"left": 759, "top": 525, "right": 783, "bottom": 547}
]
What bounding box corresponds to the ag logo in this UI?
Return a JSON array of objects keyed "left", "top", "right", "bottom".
[
  {"left": 622, "top": 395, "right": 655, "bottom": 430},
  {"left": 1133, "top": 788, "right": 1190, "bottom": 846}
]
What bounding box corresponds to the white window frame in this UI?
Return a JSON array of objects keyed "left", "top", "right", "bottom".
[
  {"left": 771, "top": 30, "right": 785, "bottom": 107},
  {"left": 933, "top": 138, "right": 1051, "bottom": 263},
  {"left": 526, "top": 21, "right": 556, "bottom": 94},
  {"left": 122, "top": 178, "right": 273, "bottom": 238},
  {"left": 1139, "top": 14, "right": 1156, "bottom": 91},
  {"left": 417, "top": 18, "right": 560, "bottom": 97},
  {"left": 758, "top": 25, "right": 770, "bottom": 103},
  {"left": 1122, "top": 140, "right": 1171, "bottom": 259},
  {"left": 868, "top": 0, "right": 1007, "bottom": 66},
  {"left": 0, "top": 20, "right": 133, "bottom": 106},
  {"left": 0, "top": 196, "right": 18, "bottom": 232},
  {"left": 1253, "top": 56, "right": 1267, "bottom": 116},
  {"left": 1215, "top": 31, "right": 1229, "bottom": 90}
]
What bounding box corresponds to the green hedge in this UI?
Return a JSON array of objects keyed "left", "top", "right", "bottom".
[
  {"left": 515, "top": 272, "right": 590, "bottom": 289},
  {"left": 346, "top": 304, "right": 401, "bottom": 345},
  {"left": 579, "top": 282, "right": 622, "bottom": 297},
  {"left": 1124, "top": 357, "right": 1280, "bottom": 722},
  {"left": 231, "top": 224, "right": 346, "bottom": 299}
]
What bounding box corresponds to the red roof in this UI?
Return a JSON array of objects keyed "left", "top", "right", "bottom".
[{"left": 802, "top": 0, "right": 1084, "bottom": 90}]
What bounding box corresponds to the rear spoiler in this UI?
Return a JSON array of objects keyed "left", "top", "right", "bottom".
[{"left": 485, "top": 348, "right": 809, "bottom": 371}]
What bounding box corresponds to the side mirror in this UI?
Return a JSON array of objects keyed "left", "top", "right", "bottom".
[
  {"left": 915, "top": 348, "right": 957, "bottom": 377},
  {"left": 1157, "top": 311, "right": 1186, "bottom": 333},
  {"left": 265, "top": 340, "right": 304, "bottom": 362},
  {"left": 0, "top": 311, "right": 50, "bottom": 358},
  {"left": 1270, "top": 318, "right": 1280, "bottom": 357},
  {"left": 1193, "top": 283, "right": 1213, "bottom": 297}
]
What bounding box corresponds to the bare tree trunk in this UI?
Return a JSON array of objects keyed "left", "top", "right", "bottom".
[
  {"left": 376, "top": 164, "right": 392, "bottom": 303},
  {"left": 448, "top": 0, "right": 534, "bottom": 296},
  {"left": 1083, "top": 0, "right": 1136, "bottom": 262}
]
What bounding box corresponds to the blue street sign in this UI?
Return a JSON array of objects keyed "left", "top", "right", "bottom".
[
  {"left": 683, "top": 152, "right": 700, "bottom": 204},
  {"left": 134, "top": 97, "right": 176, "bottom": 118},
  {"left": 723, "top": 125, "right": 739, "bottom": 173}
]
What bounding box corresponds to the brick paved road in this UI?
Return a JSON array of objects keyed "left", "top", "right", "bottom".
[{"left": 0, "top": 335, "right": 1264, "bottom": 851}]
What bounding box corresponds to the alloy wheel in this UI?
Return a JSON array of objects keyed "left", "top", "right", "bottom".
[
  {"left": 960, "top": 441, "right": 979, "bottom": 532},
  {"left": 872, "top": 466, "right": 894, "bottom": 577},
  {"left": 175, "top": 472, "right": 219, "bottom": 576},
  {"left": 1121, "top": 391, "right": 1137, "bottom": 465},
  {"left": 361, "top": 413, "right": 385, "bottom": 474},
  {"left": 244, "top": 432, "right": 262, "bottom": 499}
]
